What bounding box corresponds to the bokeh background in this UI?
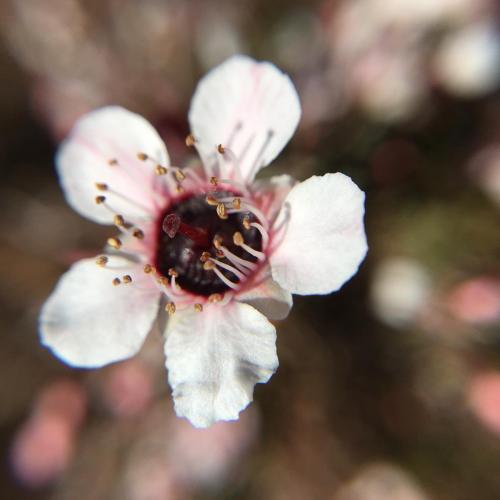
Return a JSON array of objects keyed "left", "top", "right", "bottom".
[{"left": 1, "top": 0, "right": 500, "bottom": 498}]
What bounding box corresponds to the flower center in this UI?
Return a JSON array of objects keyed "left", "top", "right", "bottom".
[{"left": 155, "top": 191, "right": 263, "bottom": 296}]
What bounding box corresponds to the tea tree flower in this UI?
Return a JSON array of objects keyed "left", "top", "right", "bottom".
[{"left": 40, "top": 55, "right": 367, "bottom": 428}]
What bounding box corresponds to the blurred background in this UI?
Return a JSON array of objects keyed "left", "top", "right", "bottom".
[{"left": 1, "top": 0, "right": 500, "bottom": 498}]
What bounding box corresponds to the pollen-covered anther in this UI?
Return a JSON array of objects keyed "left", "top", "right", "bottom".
[
  {"left": 216, "top": 203, "right": 228, "bottom": 220},
  {"left": 208, "top": 293, "right": 223, "bottom": 304},
  {"left": 95, "top": 195, "right": 106, "bottom": 205},
  {"left": 95, "top": 183, "right": 108, "bottom": 191},
  {"left": 175, "top": 170, "right": 186, "bottom": 182},
  {"left": 185, "top": 134, "right": 196, "bottom": 147},
  {"left": 232, "top": 198, "right": 241, "bottom": 210},
  {"left": 155, "top": 165, "right": 168, "bottom": 175},
  {"left": 203, "top": 260, "right": 216, "bottom": 271},
  {"left": 200, "top": 251, "right": 211, "bottom": 263},
  {"left": 112, "top": 277, "right": 121, "bottom": 286},
  {"left": 114, "top": 215, "right": 125, "bottom": 227},
  {"left": 233, "top": 231, "right": 244, "bottom": 246},
  {"left": 122, "top": 275, "right": 132, "bottom": 284},
  {"left": 217, "top": 144, "right": 225, "bottom": 154},
  {"left": 143, "top": 264, "right": 154, "bottom": 274},
  {"left": 137, "top": 152, "right": 148, "bottom": 161},
  {"left": 95, "top": 255, "right": 108, "bottom": 267},
  {"left": 242, "top": 216, "right": 251, "bottom": 230},
  {"left": 176, "top": 185, "right": 184, "bottom": 194},
  {"left": 132, "top": 229, "right": 144, "bottom": 239},
  {"left": 206, "top": 195, "right": 218, "bottom": 206},
  {"left": 108, "top": 158, "right": 119, "bottom": 166},
  {"left": 165, "top": 302, "right": 176, "bottom": 315},
  {"left": 194, "top": 303, "right": 203, "bottom": 312},
  {"left": 210, "top": 176, "right": 218, "bottom": 186},
  {"left": 157, "top": 276, "right": 169, "bottom": 286},
  {"left": 107, "top": 237, "right": 122, "bottom": 249},
  {"left": 213, "top": 235, "right": 223, "bottom": 250},
  {"left": 167, "top": 268, "right": 178, "bottom": 278}
]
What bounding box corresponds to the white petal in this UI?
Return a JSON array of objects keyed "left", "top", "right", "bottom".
[
  {"left": 252, "top": 174, "right": 298, "bottom": 223},
  {"left": 270, "top": 173, "right": 367, "bottom": 295},
  {"left": 57, "top": 106, "right": 169, "bottom": 224},
  {"left": 40, "top": 256, "right": 160, "bottom": 368},
  {"left": 165, "top": 302, "right": 277, "bottom": 428},
  {"left": 237, "top": 271, "right": 293, "bottom": 320},
  {"left": 189, "top": 55, "right": 301, "bottom": 183}
]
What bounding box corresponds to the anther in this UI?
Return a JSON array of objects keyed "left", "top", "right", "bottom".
[
  {"left": 208, "top": 293, "right": 223, "bottom": 303},
  {"left": 168, "top": 268, "right": 178, "bottom": 278},
  {"left": 206, "top": 195, "right": 218, "bottom": 206},
  {"left": 175, "top": 170, "right": 186, "bottom": 182},
  {"left": 216, "top": 203, "right": 228, "bottom": 220},
  {"left": 233, "top": 232, "right": 244, "bottom": 246},
  {"left": 108, "top": 158, "right": 119, "bottom": 166},
  {"left": 203, "top": 260, "right": 216, "bottom": 271},
  {"left": 95, "top": 255, "right": 108, "bottom": 267},
  {"left": 107, "top": 237, "right": 122, "bottom": 249},
  {"left": 176, "top": 185, "right": 184, "bottom": 193},
  {"left": 114, "top": 215, "right": 125, "bottom": 227},
  {"left": 194, "top": 303, "right": 203, "bottom": 312},
  {"left": 185, "top": 134, "right": 196, "bottom": 147},
  {"left": 137, "top": 152, "right": 148, "bottom": 161},
  {"left": 165, "top": 302, "right": 176, "bottom": 315},
  {"left": 95, "top": 195, "right": 106, "bottom": 204},
  {"left": 200, "top": 251, "right": 211, "bottom": 263},
  {"left": 242, "top": 216, "right": 251, "bottom": 230},
  {"left": 95, "top": 183, "right": 108, "bottom": 191},
  {"left": 143, "top": 264, "right": 154, "bottom": 274},
  {"left": 157, "top": 276, "right": 169, "bottom": 286},
  {"left": 210, "top": 176, "right": 218, "bottom": 186},
  {"left": 217, "top": 144, "right": 225, "bottom": 154},
  {"left": 112, "top": 277, "right": 121, "bottom": 286},
  {"left": 132, "top": 229, "right": 144, "bottom": 239},
  {"left": 213, "top": 235, "right": 223, "bottom": 250},
  {"left": 122, "top": 275, "right": 132, "bottom": 284},
  {"left": 155, "top": 165, "right": 168, "bottom": 175}
]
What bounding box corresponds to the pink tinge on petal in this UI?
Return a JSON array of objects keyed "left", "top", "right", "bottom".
[
  {"left": 101, "top": 359, "right": 154, "bottom": 418},
  {"left": 468, "top": 372, "right": 500, "bottom": 436},
  {"left": 446, "top": 277, "right": 500, "bottom": 325},
  {"left": 10, "top": 413, "right": 74, "bottom": 488}
]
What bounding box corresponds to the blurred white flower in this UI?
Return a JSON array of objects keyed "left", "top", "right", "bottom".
[
  {"left": 371, "top": 257, "right": 432, "bottom": 328},
  {"left": 39, "top": 55, "right": 368, "bottom": 428}
]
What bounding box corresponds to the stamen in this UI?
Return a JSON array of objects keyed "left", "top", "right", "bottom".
[
  {"left": 162, "top": 213, "right": 209, "bottom": 247},
  {"left": 185, "top": 134, "right": 196, "bottom": 147},
  {"left": 175, "top": 170, "right": 186, "bottom": 182},
  {"left": 233, "top": 232, "right": 265, "bottom": 261},
  {"left": 194, "top": 303, "right": 203, "bottom": 312},
  {"left": 168, "top": 268, "right": 178, "bottom": 278},
  {"left": 209, "top": 258, "right": 246, "bottom": 281},
  {"left": 96, "top": 255, "right": 108, "bottom": 267},
  {"left": 165, "top": 302, "right": 176, "bottom": 315},
  {"left": 108, "top": 158, "right": 119, "bottom": 166},
  {"left": 112, "top": 277, "right": 121, "bottom": 286},
  {"left": 132, "top": 229, "right": 144, "bottom": 239},
  {"left": 227, "top": 202, "right": 269, "bottom": 229},
  {"left": 208, "top": 293, "right": 223, "bottom": 303},
  {"left": 95, "top": 195, "right": 106, "bottom": 205},
  {"left": 114, "top": 215, "right": 125, "bottom": 227},
  {"left": 95, "top": 183, "right": 108, "bottom": 191},
  {"left": 249, "top": 221, "right": 269, "bottom": 249},
  {"left": 203, "top": 260, "right": 215, "bottom": 271},
  {"left": 242, "top": 216, "right": 251, "bottom": 230},
  {"left": 210, "top": 176, "right": 218, "bottom": 186},
  {"left": 206, "top": 195, "right": 218, "bottom": 206},
  {"left": 212, "top": 267, "right": 239, "bottom": 290},
  {"left": 107, "top": 237, "right": 122, "bottom": 249},
  {"left": 143, "top": 264, "right": 154, "bottom": 274},
  {"left": 155, "top": 165, "right": 168, "bottom": 175},
  {"left": 137, "top": 152, "right": 149, "bottom": 161},
  {"left": 217, "top": 144, "right": 225, "bottom": 154},
  {"left": 232, "top": 198, "right": 241, "bottom": 210},
  {"left": 212, "top": 235, "right": 223, "bottom": 250},
  {"left": 220, "top": 246, "right": 257, "bottom": 272},
  {"left": 122, "top": 275, "right": 132, "bottom": 284},
  {"left": 216, "top": 203, "right": 228, "bottom": 220},
  {"left": 200, "top": 251, "right": 211, "bottom": 263}
]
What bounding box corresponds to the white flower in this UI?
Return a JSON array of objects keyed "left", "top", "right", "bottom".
[{"left": 40, "top": 55, "right": 367, "bottom": 428}]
